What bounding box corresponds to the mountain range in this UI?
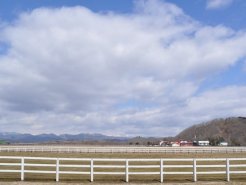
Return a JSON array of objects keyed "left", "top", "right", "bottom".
[
  {"left": 1, "top": 117, "right": 246, "bottom": 145},
  {"left": 0, "top": 132, "right": 128, "bottom": 144}
]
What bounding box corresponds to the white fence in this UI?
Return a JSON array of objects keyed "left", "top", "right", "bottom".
[
  {"left": 1, "top": 146, "right": 246, "bottom": 153},
  {"left": 0, "top": 156, "right": 246, "bottom": 182}
]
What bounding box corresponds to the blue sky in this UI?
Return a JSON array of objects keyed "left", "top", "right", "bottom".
[
  {"left": 0, "top": 0, "right": 245, "bottom": 136},
  {"left": 1, "top": 0, "right": 246, "bottom": 29}
]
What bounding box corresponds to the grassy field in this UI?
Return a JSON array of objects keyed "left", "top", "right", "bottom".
[{"left": 0, "top": 151, "right": 246, "bottom": 184}]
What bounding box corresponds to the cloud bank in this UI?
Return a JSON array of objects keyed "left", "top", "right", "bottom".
[{"left": 0, "top": 0, "right": 246, "bottom": 136}]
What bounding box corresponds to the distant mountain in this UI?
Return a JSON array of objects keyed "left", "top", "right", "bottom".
[
  {"left": 0, "top": 132, "right": 128, "bottom": 144},
  {"left": 1, "top": 117, "right": 246, "bottom": 145},
  {"left": 175, "top": 117, "right": 246, "bottom": 146}
]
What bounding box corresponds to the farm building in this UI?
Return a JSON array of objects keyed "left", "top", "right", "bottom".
[
  {"left": 159, "top": 141, "right": 169, "bottom": 146},
  {"left": 219, "top": 141, "right": 228, "bottom": 146},
  {"left": 193, "top": 140, "right": 209, "bottom": 146},
  {"left": 180, "top": 140, "right": 193, "bottom": 146},
  {"left": 159, "top": 140, "right": 193, "bottom": 147}
]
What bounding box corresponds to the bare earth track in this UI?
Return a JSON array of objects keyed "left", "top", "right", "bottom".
[{"left": 0, "top": 181, "right": 246, "bottom": 185}]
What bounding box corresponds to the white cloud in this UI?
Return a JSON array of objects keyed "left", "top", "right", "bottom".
[
  {"left": 0, "top": 0, "right": 246, "bottom": 136},
  {"left": 206, "top": 0, "right": 234, "bottom": 9}
]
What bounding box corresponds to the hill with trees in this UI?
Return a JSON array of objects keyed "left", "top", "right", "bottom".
[{"left": 175, "top": 117, "right": 246, "bottom": 146}]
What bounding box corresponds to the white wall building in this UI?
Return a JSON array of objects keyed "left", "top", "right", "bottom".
[
  {"left": 219, "top": 142, "right": 228, "bottom": 146},
  {"left": 197, "top": 141, "right": 209, "bottom": 146}
]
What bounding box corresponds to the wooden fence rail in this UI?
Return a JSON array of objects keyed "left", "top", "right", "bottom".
[{"left": 0, "top": 156, "right": 246, "bottom": 182}]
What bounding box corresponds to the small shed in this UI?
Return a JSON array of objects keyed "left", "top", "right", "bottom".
[
  {"left": 219, "top": 142, "right": 228, "bottom": 146},
  {"left": 193, "top": 140, "right": 209, "bottom": 146}
]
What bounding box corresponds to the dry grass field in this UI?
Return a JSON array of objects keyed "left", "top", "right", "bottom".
[
  {"left": 0, "top": 181, "right": 246, "bottom": 185},
  {"left": 0, "top": 151, "right": 246, "bottom": 184},
  {"left": 1, "top": 150, "right": 246, "bottom": 158}
]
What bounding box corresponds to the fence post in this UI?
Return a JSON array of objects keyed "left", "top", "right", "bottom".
[
  {"left": 160, "top": 159, "right": 163, "bottom": 183},
  {"left": 90, "top": 159, "right": 94, "bottom": 182},
  {"left": 226, "top": 158, "right": 230, "bottom": 182},
  {"left": 56, "top": 158, "right": 60, "bottom": 182},
  {"left": 193, "top": 159, "right": 197, "bottom": 182},
  {"left": 21, "top": 157, "right": 25, "bottom": 181},
  {"left": 125, "top": 159, "right": 129, "bottom": 182}
]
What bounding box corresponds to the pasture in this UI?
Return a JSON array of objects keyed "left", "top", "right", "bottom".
[{"left": 0, "top": 146, "right": 246, "bottom": 184}]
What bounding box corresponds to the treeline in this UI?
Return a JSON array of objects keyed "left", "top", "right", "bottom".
[{"left": 176, "top": 117, "right": 246, "bottom": 146}]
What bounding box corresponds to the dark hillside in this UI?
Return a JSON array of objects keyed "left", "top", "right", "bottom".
[{"left": 175, "top": 117, "right": 246, "bottom": 146}]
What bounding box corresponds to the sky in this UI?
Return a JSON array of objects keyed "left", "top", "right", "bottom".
[{"left": 0, "top": 0, "right": 246, "bottom": 137}]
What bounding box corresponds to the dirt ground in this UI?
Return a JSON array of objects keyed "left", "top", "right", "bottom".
[{"left": 0, "top": 181, "right": 246, "bottom": 185}]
